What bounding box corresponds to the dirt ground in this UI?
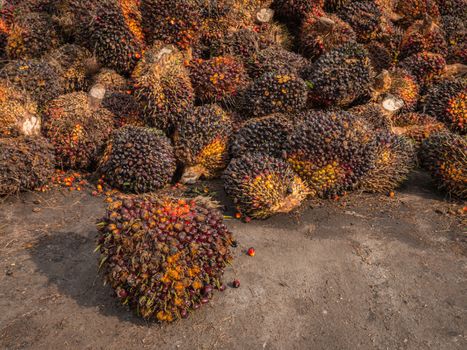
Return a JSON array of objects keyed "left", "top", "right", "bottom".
[{"left": 0, "top": 171, "right": 466, "bottom": 350}]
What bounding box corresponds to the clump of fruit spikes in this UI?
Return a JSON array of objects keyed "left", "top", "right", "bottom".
[
  {"left": 0, "top": 136, "right": 55, "bottom": 196},
  {"left": 224, "top": 153, "right": 309, "bottom": 219},
  {"left": 441, "top": 15, "right": 466, "bottom": 64},
  {"left": 394, "top": 0, "right": 440, "bottom": 25},
  {"left": 349, "top": 103, "right": 393, "bottom": 131},
  {"left": 392, "top": 112, "right": 447, "bottom": 146},
  {"left": 174, "top": 104, "right": 233, "bottom": 184},
  {"left": 399, "top": 51, "right": 446, "bottom": 86},
  {"left": 98, "top": 126, "right": 176, "bottom": 193},
  {"left": 271, "top": 0, "right": 324, "bottom": 24},
  {"left": 96, "top": 194, "right": 234, "bottom": 322},
  {"left": 420, "top": 132, "right": 466, "bottom": 199}
]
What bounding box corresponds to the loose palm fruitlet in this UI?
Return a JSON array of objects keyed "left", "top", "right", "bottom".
[
  {"left": 174, "top": 105, "right": 232, "bottom": 184},
  {"left": 98, "top": 126, "right": 176, "bottom": 193},
  {"left": 392, "top": 112, "right": 446, "bottom": 145},
  {"left": 189, "top": 56, "right": 249, "bottom": 103},
  {"left": 0, "top": 80, "right": 40, "bottom": 137},
  {"left": 284, "top": 110, "right": 375, "bottom": 198},
  {"left": 400, "top": 17, "right": 447, "bottom": 59},
  {"left": 132, "top": 43, "right": 194, "bottom": 134},
  {"left": 303, "top": 42, "right": 374, "bottom": 107},
  {"left": 359, "top": 132, "right": 416, "bottom": 193},
  {"left": 230, "top": 114, "right": 294, "bottom": 158},
  {"left": 240, "top": 70, "right": 308, "bottom": 118},
  {"left": 42, "top": 91, "right": 115, "bottom": 170},
  {"left": 420, "top": 132, "right": 466, "bottom": 199},
  {"left": 422, "top": 78, "right": 466, "bottom": 135},
  {"left": 0, "top": 136, "right": 55, "bottom": 196},
  {"left": 96, "top": 194, "right": 234, "bottom": 322},
  {"left": 224, "top": 153, "right": 309, "bottom": 219},
  {"left": 399, "top": 52, "right": 446, "bottom": 86}
]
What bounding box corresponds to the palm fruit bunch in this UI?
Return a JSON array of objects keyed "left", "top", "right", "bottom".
[
  {"left": 247, "top": 46, "right": 308, "bottom": 79},
  {"left": 5, "top": 11, "right": 60, "bottom": 60},
  {"left": 117, "top": 0, "right": 145, "bottom": 43},
  {"left": 86, "top": 0, "right": 143, "bottom": 75},
  {"left": 400, "top": 18, "right": 447, "bottom": 59},
  {"left": 230, "top": 114, "right": 294, "bottom": 158},
  {"left": 132, "top": 43, "right": 194, "bottom": 134},
  {"left": 98, "top": 126, "right": 176, "bottom": 193},
  {"left": 337, "top": 1, "right": 385, "bottom": 42},
  {"left": 42, "top": 91, "right": 115, "bottom": 170},
  {"left": 0, "top": 136, "right": 55, "bottom": 196},
  {"left": 174, "top": 105, "right": 232, "bottom": 183},
  {"left": 392, "top": 112, "right": 447, "bottom": 145},
  {"left": 46, "top": 44, "right": 95, "bottom": 93},
  {"left": 271, "top": 0, "right": 324, "bottom": 24},
  {"left": 359, "top": 132, "right": 415, "bottom": 193},
  {"left": 0, "top": 59, "right": 64, "bottom": 106},
  {"left": 422, "top": 78, "right": 466, "bottom": 134},
  {"left": 436, "top": 0, "right": 467, "bottom": 18},
  {"left": 303, "top": 42, "right": 374, "bottom": 107},
  {"left": 97, "top": 194, "right": 234, "bottom": 322},
  {"left": 349, "top": 103, "right": 393, "bottom": 130},
  {"left": 394, "top": 0, "right": 440, "bottom": 24},
  {"left": 299, "top": 10, "right": 356, "bottom": 61},
  {"left": 420, "top": 132, "right": 466, "bottom": 198},
  {"left": 399, "top": 52, "right": 446, "bottom": 86},
  {"left": 93, "top": 69, "right": 130, "bottom": 91},
  {"left": 224, "top": 153, "right": 309, "bottom": 219},
  {"left": 189, "top": 56, "right": 249, "bottom": 104},
  {"left": 441, "top": 16, "right": 466, "bottom": 64},
  {"left": 0, "top": 81, "right": 40, "bottom": 137},
  {"left": 284, "top": 110, "right": 375, "bottom": 198},
  {"left": 240, "top": 70, "right": 308, "bottom": 118}
]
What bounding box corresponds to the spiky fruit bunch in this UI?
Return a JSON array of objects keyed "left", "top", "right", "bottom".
[
  {"left": 299, "top": 11, "right": 356, "bottom": 60},
  {"left": 230, "top": 114, "right": 294, "bottom": 158},
  {"left": 0, "top": 136, "right": 55, "bottom": 196},
  {"left": 436, "top": 0, "right": 467, "bottom": 17},
  {"left": 420, "top": 132, "right": 466, "bottom": 198},
  {"left": 87, "top": 1, "right": 143, "bottom": 75},
  {"left": 5, "top": 11, "right": 60, "bottom": 59},
  {"left": 337, "top": 1, "right": 384, "bottom": 42},
  {"left": 224, "top": 153, "right": 309, "bottom": 219},
  {"left": 271, "top": 0, "right": 324, "bottom": 23},
  {"left": 47, "top": 44, "right": 94, "bottom": 93},
  {"left": 97, "top": 194, "right": 234, "bottom": 322},
  {"left": 394, "top": 0, "right": 440, "bottom": 24},
  {"left": 400, "top": 19, "right": 447, "bottom": 58},
  {"left": 422, "top": 78, "right": 466, "bottom": 134},
  {"left": 141, "top": 0, "right": 202, "bottom": 49},
  {"left": 247, "top": 46, "right": 308, "bottom": 79},
  {"left": 0, "top": 59, "right": 64, "bottom": 106},
  {"left": 399, "top": 52, "right": 446, "bottom": 86},
  {"left": 98, "top": 126, "right": 176, "bottom": 193},
  {"left": 365, "top": 41, "right": 397, "bottom": 73},
  {"left": 175, "top": 105, "right": 232, "bottom": 183},
  {"left": 360, "top": 132, "right": 415, "bottom": 193},
  {"left": 117, "top": 0, "right": 145, "bottom": 43},
  {"left": 441, "top": 16, "right": 466, "bottom": 64},
  {"left": 42, "top": 92, "right": 115, "bottom": 170},
  {"left": 189, "top": 56, "right": 249, "bottom": 103},
  {"left": 284, "top": 110, "right": 375, "bottom": 198},
  {"left": 392, "top": 112, "right": 447, "bottom": 144},
  {"left": 349, "top": 103, "right": 392, "bottom": 130},
  {"left": 0, "top": 81, "right": 40, "bottom": 137},
  {"left": 92, "top": 69, "right": 129, "bottom": 92},
  {"left": 324, "top": 0, "right": 352, "bottom": 12},
  {"left": 240, "top": 71, "right": 308, "bottom": 118},
  {"left": 132, "top": 43, "right": 194, "bottom": 134},
  {"left": 254, "top": 21, "right": 293, "bottom": 50},
  {"left": 303, "top": 42, "right": 374, "bottom": 107}
]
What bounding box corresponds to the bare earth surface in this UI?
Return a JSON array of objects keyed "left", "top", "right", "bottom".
[{"left": 0, "top": 171, "right": 466, "bottom": 350}]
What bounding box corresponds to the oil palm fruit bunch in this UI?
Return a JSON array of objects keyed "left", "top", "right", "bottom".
[
  {"left": 271, "top": 0, "right": 324, "bottom": 24},
  {"left": 0, "top": 136, "right": 55, "bottom": 196},
  {"left": 441, "top": 16, "right": 466, "bottom": 64},
  {"left": 337, "top": 1, "right": 385, "bottom": 42},
  {"left": 189, "top": 56, "right": 249, "bottom": 104},
  {"left": 299, "top": 10, "right": 356, "bottom": 61},
  {"left": 98, "top": 126, "right": 176, "bottom": 193},
  {"left": 421, "top": 78, "right": 466, "bottom": 134},
  {"left": 86, "top": 0, "right": 143, "bottom": 75},
  {"left": 391, "top": 112, "right": 447, "bottom": 145},
  {"left": 349, "top": 103, "right": 393, "bottom": 131},
  {"left": 0, "top": 59, "right": 64, "bottom": 107},
  {"left": 400, "top": 17, "right": 447, "bottom": 59},
  {"left": 96, "top": 194, "right": 234, "bottom": 322},
  {"left": 132, "top": 43, "right": 194, "bottom": 134},
  {"left": 230, "top": 114, "right": 294, "bottom": 158},
  {"left": 303, "top": 42, "right": 374, "bottom": 107},
  {"left": 92, "top": 69, "right": 129, "bottom": 92},
  {"left": 42, "top": 90, "right": 115, "bottom": 170},
  {"left": 284, "top": 110, "right": 375, "bottom": 198},
  {"left": 399, "top": 51, "right": 446, "bottom": 86},
  {"left": 224, "top": 153, "right": 309, "bottom": 219},
  {"left": 0, "top": 81, "right": 40, "bottom": 137},
  {"left": 394, "top": 0, "right": 440, "bottom": 25},
  {"left": 359, "top": 132, "right": 415, "bottom": 193},
  {"left": 5, "top": 11, "right": 60, "bottom": 60},
  {"left": 420, "top": 132, "right": 466, "bottom": 198},
  {"left": 240, "top": 70, "right": 308, "bottom": 118},
  {"left": 174, "top": 104, "right": 233, "bottom": 184},
  {"left": 436, "top": 0, "right": 467, "bottom": 18}
]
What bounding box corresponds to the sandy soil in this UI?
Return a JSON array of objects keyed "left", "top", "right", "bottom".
[{"left": 0, "top": 171, "right": 466, "bottom": 350}]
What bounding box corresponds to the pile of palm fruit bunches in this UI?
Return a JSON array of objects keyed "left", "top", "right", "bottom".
[{"left": 0, "top": 0, "right": 465, "bottom": 321}]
